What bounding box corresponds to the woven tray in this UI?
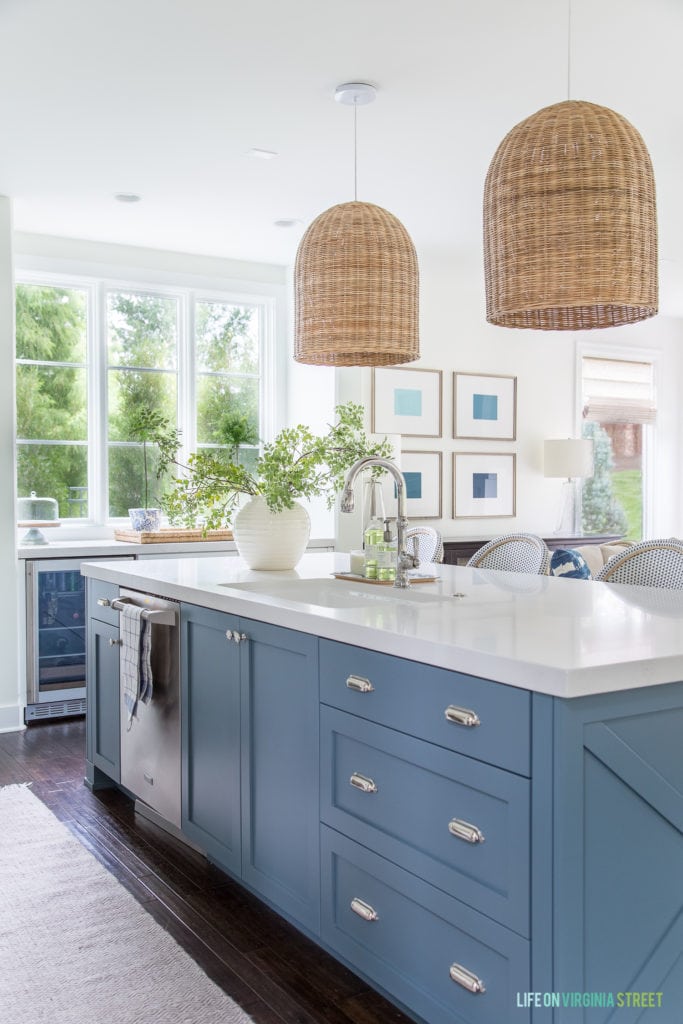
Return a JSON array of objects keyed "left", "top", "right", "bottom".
[
  {"left": 114, "top": 527, "right": 233, "bottom": 544},
  {"left": 333, "top": 572, "right": 439, "bottom": 586}
]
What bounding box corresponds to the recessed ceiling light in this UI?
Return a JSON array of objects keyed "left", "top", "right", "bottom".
[
  {"left": 114, "top": 192, "right": 142, "bottom": 203},
  {"left": 247, "top": 148, "right": 278, "bottom": 160},
  {"left": 274, "top": 219, "right": 303, "bottom": 229}
]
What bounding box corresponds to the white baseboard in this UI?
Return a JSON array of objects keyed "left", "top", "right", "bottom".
[{"left": 0, "top": 704, "right": 26, "bottom": 733}]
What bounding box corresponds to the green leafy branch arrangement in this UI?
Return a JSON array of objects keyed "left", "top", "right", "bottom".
[
  {"left": 161, "top": 402, "right": 392, "bottom": 531},
  {"left": 127, "top": 406, "right": 182, "bottom": 510}
]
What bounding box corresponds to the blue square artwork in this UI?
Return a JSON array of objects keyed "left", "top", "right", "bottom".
[
  {"left": 404, "top": 472, "right": 422, "bottom": 499},
  {"left": 472, "top": 393, "right": 498, "bottom": 421},
  {"left": 393, "top": 472, "right": 422, "bottom": 499},
  {"left": 472, "top": 472, "right": 497, "bottom": 499},
  {"left": 393, "top": 388, "right": 422, "bottom": 417}
]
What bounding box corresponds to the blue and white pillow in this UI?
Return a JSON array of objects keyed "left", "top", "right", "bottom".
[{"left": 550, "top": 548, "right": 592, "bottom": 580}]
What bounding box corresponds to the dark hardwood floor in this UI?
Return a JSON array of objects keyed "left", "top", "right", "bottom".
[{"left": 0, "top": 718, "right": 411, "bottom": 1024}]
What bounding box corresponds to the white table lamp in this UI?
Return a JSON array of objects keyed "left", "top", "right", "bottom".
[{"left": 544, "top": 438, "right": 594, "bottom": 534}]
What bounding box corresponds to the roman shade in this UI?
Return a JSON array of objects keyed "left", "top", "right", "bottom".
[{"left": 582, "top": 356, "right": 655, "bottom": 424}]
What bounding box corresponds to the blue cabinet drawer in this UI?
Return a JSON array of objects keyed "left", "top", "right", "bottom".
[
  {"left": 320, "top": 639, "right": 530, "bottom": 776},
  {"left": 87, "top": 579, "right": 120, "bottom": 626},
  {"left": 321, "top": 706, "right": 530, "bottom": 936},
  {"left": 322, "top": 827, "right": 530, "bottom": 1024}
]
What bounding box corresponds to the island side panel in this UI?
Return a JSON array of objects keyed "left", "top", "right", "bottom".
[{"left": 552, "top": 682, "right": 683, "bottom": 1021}]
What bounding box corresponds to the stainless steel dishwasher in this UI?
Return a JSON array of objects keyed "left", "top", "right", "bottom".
[{"left": 115, "top": 588, "right": 181, "bottom": 830}]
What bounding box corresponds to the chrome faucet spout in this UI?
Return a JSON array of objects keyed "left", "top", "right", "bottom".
[
  {"left": 340, "top": 484, "right": 356, "bottom": 514},
  {"left": 340, "top": 456, "right": 417, "bottom": 588}
]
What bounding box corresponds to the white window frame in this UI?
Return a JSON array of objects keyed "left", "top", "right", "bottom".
[
  {"left": 15, "top": 265, "right": 281, "bottom": 531},
  {"left": 576, "top": 341, "right": 658, "bottom": 539}
]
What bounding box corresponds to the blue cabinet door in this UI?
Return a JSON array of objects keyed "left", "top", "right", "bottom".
[
  {"left": 86, "top": 616, "right": 121, "bottom": 783},
  {"left": 181, "top": 603, "right": 242, "bottom": 874},
  {"left": 240, "top": 617, "right": 320, "bottom": 935}
]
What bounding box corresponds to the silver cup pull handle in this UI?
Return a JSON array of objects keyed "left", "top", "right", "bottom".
[
  {"left": 350, "top": 897, "right": 379, "bottom": 922},
  {"left": 448, "top": 818, "right": 485, "bottom": 844},
  {"left": 444, "top": 704, "right": 481, "bottom": 728},
  {"left": 346, "top": 674, "right": 374, "bottom": 693},
  {"left": 350, "top": 772, "right": 378, "bottom": 794},
  {"left": 449, "top": 962, "right": 485, "bottom": 994}
]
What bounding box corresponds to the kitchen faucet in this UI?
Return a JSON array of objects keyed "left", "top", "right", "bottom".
[{"left": 341, "top": 457, "right": 418, "bottom": 588}]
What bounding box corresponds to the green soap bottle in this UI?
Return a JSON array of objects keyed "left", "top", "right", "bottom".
[{"left": 362, "top": 478, "right": 386, "bottom": 579}]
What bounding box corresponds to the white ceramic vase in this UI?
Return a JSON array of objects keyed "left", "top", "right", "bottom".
[{"left": 233, "top": 496, "right": 311, "bottom": 570}]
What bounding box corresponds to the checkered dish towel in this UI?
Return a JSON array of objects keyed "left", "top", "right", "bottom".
[{"left": 120, "top": 603, "right": 153, "bottom": 724}]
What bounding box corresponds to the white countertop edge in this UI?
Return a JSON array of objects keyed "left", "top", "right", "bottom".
[
  {"left": 18, "top": 537, "right": 334, "bottom": 559},
  {"left": 80, "top": 553, "right": 683, "bottom": 700}
]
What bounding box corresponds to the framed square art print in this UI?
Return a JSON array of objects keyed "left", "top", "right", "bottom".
[
  {"left": 372, "top": 367, "right": 442, "bottom": 437},
  {"left": 452, "top": 452, "right": 516, "bottom": 518},
  {"left": 397, "top": 451, "right": 442, "bottom": 519},
  {"left": 453, "top": 372, "right": 516, "bottom": 440}
]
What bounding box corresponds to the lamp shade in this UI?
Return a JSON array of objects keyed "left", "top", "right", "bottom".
[
  {"left": 544, "top": 438, "right": 594, "bottom": 479},
  {"left": 294, "top": 200, "right": 419, "bottom": 366},
  {"left": 484, "top": 100, "right": 658, "bottom": 330}
]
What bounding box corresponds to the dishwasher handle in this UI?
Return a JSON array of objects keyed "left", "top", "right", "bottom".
[{"left": 111, "top": 597, "right": 177, "bottom": 626}]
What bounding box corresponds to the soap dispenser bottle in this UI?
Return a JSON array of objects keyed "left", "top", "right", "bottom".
[
  {"left": 362, "top": 478, "right": 385, "bottom": 579},
  {"left": 377, "top": 518, "right": 397, "bottom": 581}
]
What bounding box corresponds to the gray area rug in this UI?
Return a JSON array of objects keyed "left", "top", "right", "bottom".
[{"left": 0, "top": 784, "right": 254, "bottom": 1024}]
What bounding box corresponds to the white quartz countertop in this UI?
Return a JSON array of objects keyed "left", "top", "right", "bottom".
[{"left": 81, "top": 552, "right": 683, "bottom": 699}]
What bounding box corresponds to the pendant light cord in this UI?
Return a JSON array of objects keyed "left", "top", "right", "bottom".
[
  {"left": 353, "top": 101, "right": 358, "bottom": 201},
  {"left": 567, "top": 0, "right": 572, "bottom": 100}
]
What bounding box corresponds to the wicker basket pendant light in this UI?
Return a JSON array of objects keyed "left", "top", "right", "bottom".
[
  {"left": 483, "top": 99, "right": 658, "bottom": 330},
  {"left": 294, "top": 83, "right": 419, "bottom": 366}
]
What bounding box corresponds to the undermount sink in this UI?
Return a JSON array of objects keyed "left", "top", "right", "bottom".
[{"left": 219, "top": 577, "right": 445, "bottom": 609}]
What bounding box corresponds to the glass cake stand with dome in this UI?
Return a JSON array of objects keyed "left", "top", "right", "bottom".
[{"left": 17, "top": 491, "right": 61, "bottom": 545}]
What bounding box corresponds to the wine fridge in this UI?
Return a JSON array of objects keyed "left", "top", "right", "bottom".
[{"left": 25, "top": 557, "right": 132, "bottom": 722}]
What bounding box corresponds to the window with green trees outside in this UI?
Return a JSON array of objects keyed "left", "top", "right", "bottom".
[
  {"left": 580, "top": 356, "right": 655, "bottom": 542},
  {"left": 16, "top": 277, "right": 270, "bottom": 523}
]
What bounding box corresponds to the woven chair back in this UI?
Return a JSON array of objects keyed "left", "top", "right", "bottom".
[
  {"left": 467, "top": 533, "right": 550, "bottom": 575},
  {"left": 595, "top": 539, "right": 683, "bottom": 588}
]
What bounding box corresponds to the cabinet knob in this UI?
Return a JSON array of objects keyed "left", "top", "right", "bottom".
[
  {"left": 225, "top": 630, "right": 248, "bottom": 644},
  {"left": 350, "top": 897, "right": 379, "bottom": 922},
  {"left": 108, "top": 637, "right": 123, "bottom": 647},
  {"left": 444, "top": 704, "right": 481, "bottom": 728},
  {"left": 449, "top": 962, "right": 486, "bottom": 994},
  {"left": 448, "top": 818, "right": 485, "bottom": 844},
  {"left": 97, "top": 598, "right": 111, "bottom": 607},
  {"left": 349, "top": 772, "right": 378, "bottom": 794},
  {"left": 346, "top": 674, "right": 374, "bottom": 693}
]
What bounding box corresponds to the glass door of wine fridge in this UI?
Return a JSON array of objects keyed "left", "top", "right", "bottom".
[{"left": 25, "top": 556, "right": 132, "bottom": 722}]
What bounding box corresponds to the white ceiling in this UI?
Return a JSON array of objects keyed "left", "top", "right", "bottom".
[{"left": 2, "top": 0, "right": 683, "bottom": 310}]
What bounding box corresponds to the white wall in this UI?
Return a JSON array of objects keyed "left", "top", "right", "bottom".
[
  {"left": 0, "top": 198, "right": 21, "bottom": 731},
  {"left": 334, "top": 253, "right": 683, "bottom": 551},
  {"left": 285, "top": 265, "right": 336, "bottom": 540},
  {"left": 14, "top": 232, "right": 287, "bottom": 288}
]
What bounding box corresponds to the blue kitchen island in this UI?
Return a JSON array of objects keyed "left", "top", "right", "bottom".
[{"left": 81, "top": 553, "right": 683, "bottom": 1024}]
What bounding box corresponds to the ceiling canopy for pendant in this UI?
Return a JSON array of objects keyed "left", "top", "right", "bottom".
[
  {"left": 294, "top": 83, "right": 419, "bottom": 366},
  {"left": 483, "top": 99, "right": 658, "bottom": 331}
]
